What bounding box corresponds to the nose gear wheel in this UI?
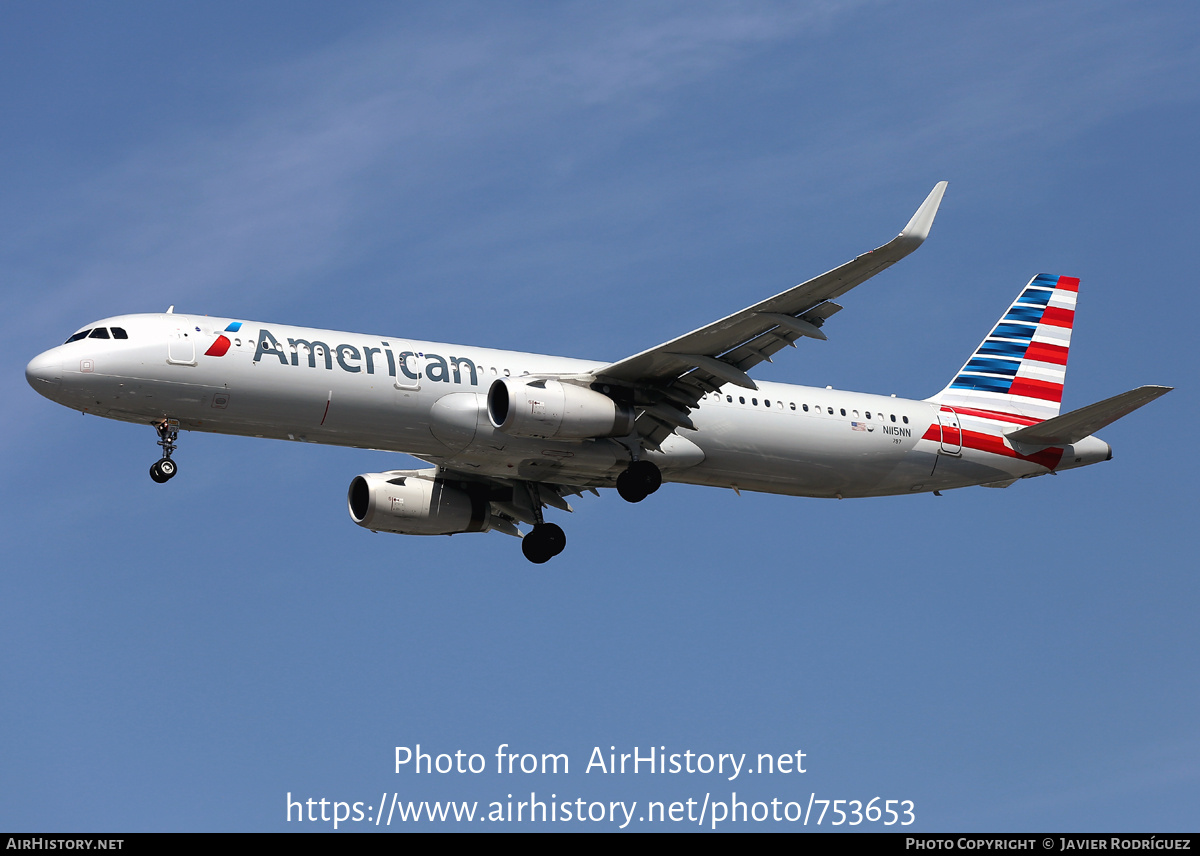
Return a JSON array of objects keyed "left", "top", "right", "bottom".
[{"left": 149, "top": 420, "right": 180, "bottom": 483}]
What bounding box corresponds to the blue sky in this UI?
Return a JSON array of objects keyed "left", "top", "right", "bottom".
[{"left": 3, "top": 1, "right": 1197, "bottom": 831}]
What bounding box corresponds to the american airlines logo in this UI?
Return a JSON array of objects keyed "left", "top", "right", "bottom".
[
  {"left": 243, "top": 327, "right": 481, "bottom": 386},
  {"left": 203, "top": 321, "right": 242, "bottom": 357}
]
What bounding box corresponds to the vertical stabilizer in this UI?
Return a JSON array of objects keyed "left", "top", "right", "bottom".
[{"left": 930, "top": 274, "right": 1079, "bottom": 421}]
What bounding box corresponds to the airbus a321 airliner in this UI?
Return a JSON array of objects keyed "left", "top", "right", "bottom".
[{"left": 26, "top": 183, "right": 1170, "bottom": 562}]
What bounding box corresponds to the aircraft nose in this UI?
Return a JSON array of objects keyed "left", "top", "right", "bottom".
[{"left": 25, "top": 349, "right": 62, "bottom": 393}]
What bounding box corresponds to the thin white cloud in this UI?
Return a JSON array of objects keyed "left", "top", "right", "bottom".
[{"left": 3, "top": 3, "right": 859, "bottom": 321}]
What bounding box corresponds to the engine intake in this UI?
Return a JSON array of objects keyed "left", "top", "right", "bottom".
[
  {"left": 348, "top": 470, "right": 490, "bottom": 536},
  {"left": 487, "top": 377, "right": 634, "bottom": 440}
]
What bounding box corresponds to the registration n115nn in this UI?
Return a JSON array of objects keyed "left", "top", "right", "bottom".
[{"left": 25, "top": 183, "right": 1170, "bottom": 563}]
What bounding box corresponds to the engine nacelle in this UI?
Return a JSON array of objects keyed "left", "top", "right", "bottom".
[
  {"left": 347, "top": 470, "right": 490, "bottom": 536},
  {"left": 487, "top": 377, "right": 634, "bottom": 440}
]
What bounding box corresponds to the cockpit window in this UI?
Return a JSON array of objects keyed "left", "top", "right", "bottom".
[{"left": 65, "top": 326, "right": 128, "bottom": 343}]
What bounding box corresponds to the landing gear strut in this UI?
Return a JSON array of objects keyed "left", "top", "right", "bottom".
[
  {"left": 518, "top": 482, "right": 567, "bottom": 564},
  {"left": 521, "top": 522, "right": 566, "bottom": 564},
  {"left": 149, "top": 420, "right": 179, "bottom": 483},
  {"left": 617, "top": 460, "right": 661, "bottom": 503}
]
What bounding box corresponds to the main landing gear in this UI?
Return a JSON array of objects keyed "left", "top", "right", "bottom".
[
  {"left": 521, "top": 522, "right": 566, "bottom": 564},
  {"left": 616, "top": 459, "right": 661, "bottom": 503},
  {"left": 149, "top": 420, "right": 179, "bottom": 483},
  {"left": 520, "top": 459, "right": 661, "bottom": 562},
  {"left": 518, "top": 481, "right": 568, "bottom": 564}
]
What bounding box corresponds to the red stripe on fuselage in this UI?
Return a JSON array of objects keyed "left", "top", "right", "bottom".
[
  {"left": 961, "top": 428, "right": 1063, "bottom": 469},
  {"left": 943, "top": 406, "right": 1043, "bottom": 426},
  {"left": 921, "top": 424, "right": 1062, "bottom": 469}
]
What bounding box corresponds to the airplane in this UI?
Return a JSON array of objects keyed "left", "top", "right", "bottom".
[{"left": 25, "top": 182, "right": 1171, "bottom": 563}]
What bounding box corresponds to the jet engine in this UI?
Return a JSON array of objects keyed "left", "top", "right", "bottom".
[
  {"left": 347, "top": 470, "right": 491, "bottom": 536},
  {"left": 487, "top": 377, "right": 634, "bottom": 440}
]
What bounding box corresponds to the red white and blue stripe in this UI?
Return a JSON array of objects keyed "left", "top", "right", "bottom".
[{"left": 932, "top": 274, "right": 1078, "bottom": 421}]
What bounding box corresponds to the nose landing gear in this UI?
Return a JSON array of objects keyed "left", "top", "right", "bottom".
[
  {"left": 149, "top": 420, "right": 179, "bottom": 483},
  {"left": 149, "top": 458, "right": 177, "bottom": 483}
]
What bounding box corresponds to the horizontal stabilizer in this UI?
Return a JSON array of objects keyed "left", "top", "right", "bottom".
[{"left": 1005, "top": 385, "right": 1172, "bottom": 448}]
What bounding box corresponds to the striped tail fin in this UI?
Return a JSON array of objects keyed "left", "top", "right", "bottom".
[{"left": 929, "top": 274, "right": 1079, "bottom": 421}]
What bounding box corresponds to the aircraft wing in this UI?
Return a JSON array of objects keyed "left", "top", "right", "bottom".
[
  {"left": 588, "top": 182, "right": 948, "bottom": 445},
  {"left": 422, "top": 463, "right": 599, "bottom": 532}
]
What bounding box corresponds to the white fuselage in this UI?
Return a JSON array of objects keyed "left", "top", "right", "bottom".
[{"left": 25, "top": 312, "right": 1112, "bottom": 499}]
